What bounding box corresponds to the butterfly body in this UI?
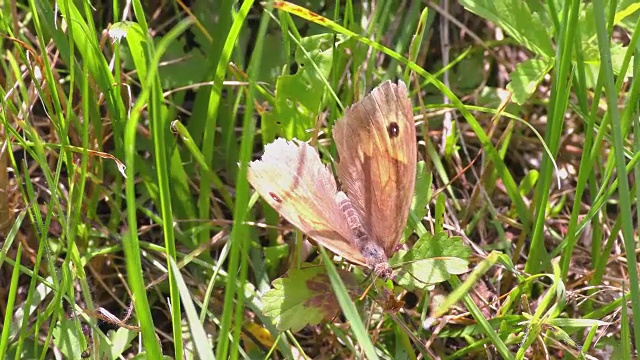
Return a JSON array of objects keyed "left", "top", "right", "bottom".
[
  {"left": 336, "top": 191, "right": 391, "bottom": 278},
  {"left": 248, "top": 80, "right": 416, "bottom": 279}
]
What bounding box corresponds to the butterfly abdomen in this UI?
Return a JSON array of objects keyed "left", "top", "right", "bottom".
[
  {"left": 336, "top": 192, "right": 368, "bottom": 242},
  {"left": 336, "top": 192, "right": 389, "bottom": 275}
]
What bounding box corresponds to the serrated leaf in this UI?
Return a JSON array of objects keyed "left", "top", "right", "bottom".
[
  {"left": 262, "top": 265, "right": 359, "bottom": 331},
  {"left": 391, "top": 233, "right": 471, "bottom": 290},
  {"left": 506, "top": 58, "right": 552, "bottom": 105}
]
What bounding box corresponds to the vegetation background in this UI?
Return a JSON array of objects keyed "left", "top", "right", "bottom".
[{"left": 0, "top": 0, "right": 638, "bottom": 359}]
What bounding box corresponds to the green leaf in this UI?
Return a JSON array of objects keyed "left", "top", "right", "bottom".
[
  {"left": 460, "top": 0, "right": 554, "bottom": 57},
  {"left": 405, "top": 160, "right": 431, "bottom": 237},
  {"left": 262, "top": 265, "right": 359, "bottom": 331},
  {"left": 52, "top": 316, "right": 84, "bottom": 359},
  {"left": 115, "top": 15, "right": 214, "bottom": 89},
  {"left": 549, "top": 318, "right": 609, "bottom": 328},
  {"left": 273, "top": 74, "right": 324, "bottom": 140},
  {"left": 506, "top": 58, "right": 552, "bottom": 105},
  {"left": 391, "top": 233, "right": 471, "bottom": 290},
  {"left": 453, "top": 51, "right": 485, "bottom": 90},
  {"left": 110, "top": 21, "right": 148, "bottom": 84},
  {"left": 157, "top": 38, "right": 207, "bottom": 89},
  {"left": 262, "top": 34, "right": 342, "bottom": 141},
  {"left": 99, "top": 328, "right": 137, "bottom": 360},
  {"left": 263, "top": 243, "right": 289, "bottom": 274},
  {"left": 477, "top": 87, "right": 521, "bottom": 114},
  {"left": 255, "top": 34, "right": 288, "bottom": 83},
  {"left": 518, "top": 169, "right": 539, "bottom": 197},
  {"left": 107, "top": 20, "right": 137, "bottom": 43}
]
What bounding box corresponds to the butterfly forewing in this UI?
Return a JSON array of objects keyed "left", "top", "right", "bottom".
[
  {"left": 247, "top": 139, "right": 367, "bottom": 265},
  {"left": 333, "top": 80, "right": 416, "bottom": 257}
]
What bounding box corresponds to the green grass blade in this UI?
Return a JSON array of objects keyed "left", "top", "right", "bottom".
[
  {"left": 592, "top": 0, "right": 640, "bottom": 351},
  {"left": 217, "top": 1, "right": 259, "bottom": 358},
  {"left": 320, "top": 247, "right": 379, "bottom": 360}
]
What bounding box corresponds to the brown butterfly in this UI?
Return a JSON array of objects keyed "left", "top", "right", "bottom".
[{"left": 248, "top": 80, "right": 416, "bottom": 279}]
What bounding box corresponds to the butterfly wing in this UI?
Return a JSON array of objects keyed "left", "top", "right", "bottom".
[
  {"left": 247, "top": 138, "right": 367, "bottom": 265},
  {"left": 333, "top": 80, "right": 416, "bottom": 256}
]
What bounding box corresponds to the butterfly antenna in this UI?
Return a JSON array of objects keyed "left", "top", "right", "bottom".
[
  {"left": 359, "top": 280, "right": 375, "bottom": 301},
  {"left": 359, "top": 269, "right": 374, "bottom": 284},
  {"left": 359, "top": 271, "right": 381, "bottom": 301}
]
